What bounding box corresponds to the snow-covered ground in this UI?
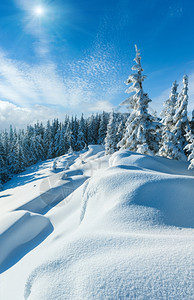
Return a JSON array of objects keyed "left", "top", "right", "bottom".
[{"left": 0, "top": 146, "right": 194, "bottom": 299}]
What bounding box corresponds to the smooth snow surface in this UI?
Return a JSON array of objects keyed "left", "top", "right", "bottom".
[{"left": 0, "top": 146, "right": 194, "bottom": 299}]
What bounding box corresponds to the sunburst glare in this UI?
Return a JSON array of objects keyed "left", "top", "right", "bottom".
[{"left": 34, "top": 6, "right": 45, "bottom": 17}]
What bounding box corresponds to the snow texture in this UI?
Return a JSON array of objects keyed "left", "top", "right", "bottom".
[{"left": 0, "top": 146, "right": 194, "bottom": 299}]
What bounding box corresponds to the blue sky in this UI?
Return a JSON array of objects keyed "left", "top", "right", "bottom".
[{"left": 0, "top": 0, "right": 194, "bottom": 128}]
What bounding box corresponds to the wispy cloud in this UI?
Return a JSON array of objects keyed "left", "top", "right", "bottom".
[
  {"left": 168, "top": 4, "right": 183, "bottom": 18},
  {"left": 0, "top": 42, "right": 119, "bottom": 129}
]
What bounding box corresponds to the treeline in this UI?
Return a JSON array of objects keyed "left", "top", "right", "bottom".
[{"left": 0, "top": 112, "right": 128, "bottom": 184}]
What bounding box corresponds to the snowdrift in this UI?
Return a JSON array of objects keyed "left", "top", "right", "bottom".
[
  {"left": 0, "top": 211, "right": 52, "bottom": 273},
  {"left": 80, "top": 150, "right": 194, "bottom": 228},
  {"left": 1, "top": 148, "right": 194, "bottom": 299}
]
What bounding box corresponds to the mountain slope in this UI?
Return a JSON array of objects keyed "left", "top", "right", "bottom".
[{"left": 0, "top": 146, "right": 194, "bottom": 299}]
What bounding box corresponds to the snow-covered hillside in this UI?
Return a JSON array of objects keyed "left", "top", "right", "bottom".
[{"left": 0, "top": 146, "right": 194, "bottom": 299}]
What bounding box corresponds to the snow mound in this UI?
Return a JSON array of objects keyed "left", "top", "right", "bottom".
[
  {"left": 81, "top": 150, "right": 194, "bottom": 228},
  {"left": 109, "top": 150, "right": 192, "bottom": 175},
  {"left": 0, "top": 211, "right": 53, "bottom": 272},
  {"left": 79, "top": 145, "right": 105, "bottom": 161}
]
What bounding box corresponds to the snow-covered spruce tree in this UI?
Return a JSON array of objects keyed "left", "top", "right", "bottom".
[
  {"left": 0, "top": 135, "right": 9, "bottom": 183},
  {"left": 116, "top": 118, "right": 125, "bottom": 144},
  {"left": 161, "top": 81, "right": 178, "bottom": 130},
  {"left": 184, "top": 131, "right": 194, "bottom": 170},
  {"left": 98, "top": 111, "right": 109, "bottom": 145},
  {"left": 118, "top": 45, "right": 156, "bottom": 155},
  {"left": 64, "top": 119, "right": 76, "bottom": 151},
  {"left": 43, "top": 120, "right": 52, "bottom": 158},
  {"left": 173, "top": 75, "right": 191, "bottom": 160},
  {"left": 15, "top": 133, "right": 26, "bottom": 174},
  {"left": 105, "top": 112, "right": 118, "bottom": 155},
  {"left": 7, "top": 125, "right": 18, "bottom": 175},
  {"left": 159, "top": 81, "right": 183, "bottom": 159},
  {"left": 87, "top": 114, "right": 100, "bottom": 145},
  {"left": 77, "top": 114, "right": 87, "bottom": 151},
  {"left": 57, "top": 124, "right": 68, "bottom": 156}
]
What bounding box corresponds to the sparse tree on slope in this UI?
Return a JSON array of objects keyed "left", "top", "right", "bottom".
[{"left": 118, "top": 45, "right": 156, "bottom": 155}]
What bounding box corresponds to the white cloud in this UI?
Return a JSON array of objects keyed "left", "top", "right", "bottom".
[
  {"left": 86, "top": 100, "right": 113, "bottom": 112},
  {"left": 0, "top": 99, "right": 114, "bottom": 130},
  {"left": 0, "top": 100, "right": 64, "bottom": 130}
]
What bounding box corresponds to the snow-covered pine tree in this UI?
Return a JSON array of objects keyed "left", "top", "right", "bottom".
[
  {"left": 87, "top": 114, "right": 100, "bottom": 145},
  {"left": 14, "top": 131, "right": 26, "bottom": 174},
  {"left": 64, "top": 119, "right": 76, "bottom": 151},
  {"left": 118, "top": 45, "right": 155, "bottom": 155},
  {"left": 173, "top": 75, "right": 191, "bottom": 160},
  {"left": 161, "top": 81, "right": 178, "bottom": 130},
  {"left": 57, "top": 123, "right": 68, "bottom": 156},
  {"left": 50, "top": 119, "right": 60, "bottom": 157},
  {"left": 33, "top": 134, "right": 45, "bottom": 162},
  {"left": 43, "top": 121, "right": 52, "bottom": 159},
  {"left": 0, "top": 135, "right": 8, "bottom": 183},
  {"left": 159, "top": 81, "right": 183, "bottom": 159},
  {"left": 54, "top": 127, "right": 62, "bottom": 157},
  {"left": 23, "top": 125, "right": 37, "bottom": 165},
  {"left": 73, "top": 116, "right": 79, "bottom": 149},
  {"left": 184, "top": 131, "right": 194, "bottom": 170},
  {"left": 98, "top": 111, "right": 108, "bottom": 145},
  {"left": 115, "top": 112, "right": 130, "bottom": 145},
  {"left": 105, "top": 112, "right": 118, "bottom": 155},
  {"left": 7, "top": 125, "right": 18, "bottom": 175},
  {"left": 77, "top": 114, "right": 86, "bottom": 151}
]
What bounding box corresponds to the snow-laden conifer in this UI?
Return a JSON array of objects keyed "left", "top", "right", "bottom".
[
  {"left": 161, "top": 81, "right": 178, "bottom": 130},
  {"left": 184, "top": 131, "right": 194, "bottom": 170},
  {"left": 77, "top": 114, "right": 86, "bottom": 151},
  {"left": 105, "top": 112, "right": 118, "bottom": 155},
  {"left": 87, "top": 114, "right": 100, "bottom": 144},
  {"left": 159, "top": 81, "right": 182, "bottom": 159},
  {"left": 98, "top": 112, "right": 108, "bottom": 145},
  {"left": 118, "top": 45, "right": 155, "bottom": 155},
  {"left": 173, "top": 75, "right": 191, "bottom": 160}
]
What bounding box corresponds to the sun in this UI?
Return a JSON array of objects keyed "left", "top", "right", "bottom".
[{"left": 34, "top": 6, "right": 45, "bottom": 17}]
